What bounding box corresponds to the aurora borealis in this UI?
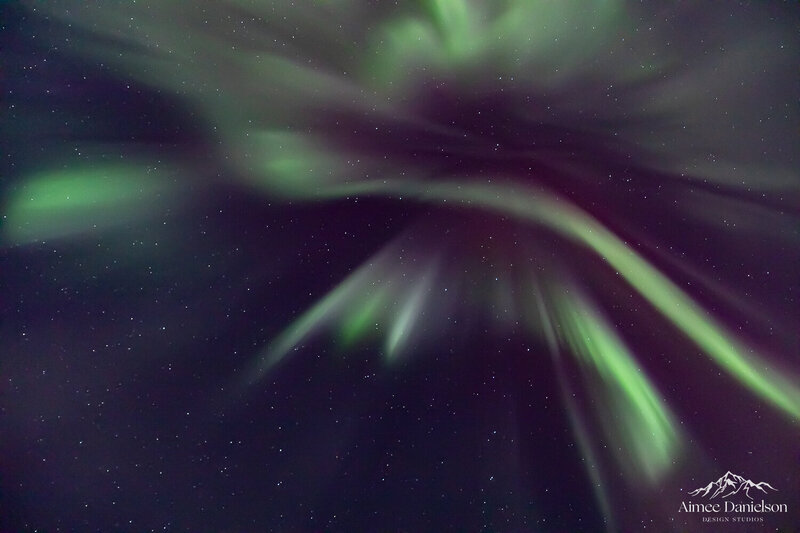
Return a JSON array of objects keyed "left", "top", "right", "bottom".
[{"left": 2, "top": 1, "right": 799, "bottom": 531}]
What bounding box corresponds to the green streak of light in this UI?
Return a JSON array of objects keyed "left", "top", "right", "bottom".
[
  {"left": 554, "top": 291, "right": 680, "bottom": 482},
  {"left": 250, "top": 267, "right": 369, "bottom": 381},
  {"left": 339, "top": 288, "right": 388, "bottom": 347},
  {"left": 4, "top": 165, "right": 171, "bottom": 244}
]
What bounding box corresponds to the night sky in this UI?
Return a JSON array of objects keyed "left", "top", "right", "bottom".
[{"left": 2, "top": 2, "right": 799, "bottom": 532}]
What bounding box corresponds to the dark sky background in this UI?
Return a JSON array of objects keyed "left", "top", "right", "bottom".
[{"left": 2, "top": 2, "right": 799, "bottom": 532}]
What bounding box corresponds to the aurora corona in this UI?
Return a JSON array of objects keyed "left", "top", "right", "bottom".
[{"left": 4, "top": 1, "right": 799, "bottom": 531}]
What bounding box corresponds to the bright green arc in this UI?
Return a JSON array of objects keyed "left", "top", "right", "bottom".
[{"left": 401, "top": 180, "right": 800, "bottom": 421}]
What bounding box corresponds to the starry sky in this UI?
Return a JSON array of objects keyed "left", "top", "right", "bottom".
[{"left": 2, "top": 1, "right": 799, "bottom": 532}]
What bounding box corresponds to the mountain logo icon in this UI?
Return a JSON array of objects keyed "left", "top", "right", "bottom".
[{"left": 688, "top": 471, "right": 778, "bottom": 500}]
